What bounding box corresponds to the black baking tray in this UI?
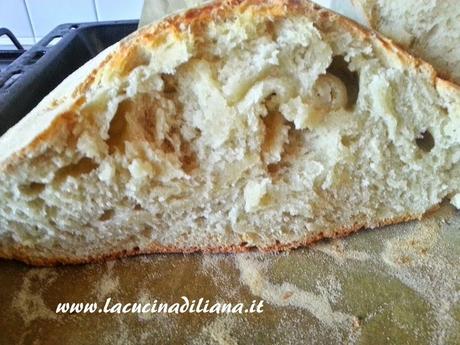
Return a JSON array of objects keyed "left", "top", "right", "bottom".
[
  {"left": 0, "top": 28, "right": 26, "bottom": 71},
  {"left": 0, "top": 20, "right": 138, "bottom": 136}
]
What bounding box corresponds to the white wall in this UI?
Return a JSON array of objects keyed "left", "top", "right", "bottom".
[{"left": 0, "top": 0, "right": 143, "bottom": 47}]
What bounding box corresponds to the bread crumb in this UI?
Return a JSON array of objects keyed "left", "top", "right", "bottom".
[
  {"left": 129, "top": 159, "right": 154, "bottom": 180},
  {"left": 98, "top": 161, "right": 115, "bottom": 182},
  {"left": 244, "top": 179, "right": 270, "bottom": 212}
]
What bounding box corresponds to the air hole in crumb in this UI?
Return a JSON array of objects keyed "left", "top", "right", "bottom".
[
  {"left": 265, "top": 123, "right": 303, "bottom": 179},
  {"left": 195, "top": 216, "right": 206, "bottom": 226},
  {"left": 267, "top": 162, "right": 284, "bottom": 175},
  {"left": 141, "top": 227, "right": 153, "bottom": 238},
  {"left": 261, "top": 109, "right": 287, "bottom": 161},
  {"left": 54, "top": 157, "right": 99, "bottom": 183},
  {"left": 132, "top": 246, "right": 140, "bottom": 252},
  {"left": 416, "top": 130, "right": 435, "bottom": 152},
  {"left": 160, "top": 138, "right": 175, "bottom": 153},
  {"left": 134, "top": 204, "right": 143, "bottom": 211},
  {"left": 180, "top": 149, "right": 198, "bottom": 174},
  {"left": 20, "top": 182, "right": 46, "bottom": 196},
  {"left": 106, "top": 100, "right": 132, "bottom": 154},
  {"left": 265, "top": 20, "right": 276, "bottom": 39},
  {"left": 99, "top": 209, "right": 114, "bottom": 221},
  {"left": 326, "top": 55, "right": 359, "bottom": 109},
  {"left": 341, "top": 135, "right": 356, "bottom": 147},
  {"left": 240, "top": 241, "right": 248, "bottom": 247},
  {"left": 161, "top": 74, "right": 178, "bottom": 93},
  {"left": 178, "top": 137, "right": 199, "bottom": 174}
]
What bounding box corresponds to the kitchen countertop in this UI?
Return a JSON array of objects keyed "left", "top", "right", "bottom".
[{"left": 0, "top": 204, "right": 458, "bottom": 344}]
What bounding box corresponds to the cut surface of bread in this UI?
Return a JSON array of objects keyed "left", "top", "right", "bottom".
[
  {"left": 0, "top": 0, "right": 459, "bottom": 266},
  {"left": 352, "top": 0, "right": 460, "bottom": 84}
]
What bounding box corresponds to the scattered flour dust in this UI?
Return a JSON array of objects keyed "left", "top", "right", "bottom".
[
  {"left": 93, "top": 260, "right": 120, "bottom": 301},
  {"left": 98, "top": 289, "right": 180, "bottom": 344},
  {"left": 380, "top": 218, "right": 460, "bottom": 345},
  {"left": 136, "top": 290, "right": 178, "bottom": 336},
  {"left": 235, "top": 255, "right": 358, "bottom": 329},
  {"left": 200, "top": 255, "right": 242, "bottom": 298},
  {"left": 99, "top": 316, "right": 132, "bottom": 345},
  {"left": 12, "top": 268, "right": 59, "bottom": 326},
  {"left": 315, "top": 275, "right": 343, "bottom": 305},
  {"left": 191, "top": 314, "right": 241, "bottom": 345},
  {"left": 314, "top": 239, "right": 371, "bottom": 264}
]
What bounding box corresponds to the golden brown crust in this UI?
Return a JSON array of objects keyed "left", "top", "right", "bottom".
[{"left": 1, "top": 212, "right": 422, "bottom": 266}]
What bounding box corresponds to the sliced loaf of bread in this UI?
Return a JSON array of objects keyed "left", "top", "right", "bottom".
[
  {"left": 352, "top": 0, "right": 460, "bottom": 84},
  {"left": 0, "top": 0, "right": 459, "bottom": 265}
]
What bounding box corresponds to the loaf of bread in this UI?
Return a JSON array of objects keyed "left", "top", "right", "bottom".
[
  {"left": 0, "top": 0, "right": 458, "bottom": 265},
  {"left": 352, "top": 0, "right": 460, "bottom": 84}
]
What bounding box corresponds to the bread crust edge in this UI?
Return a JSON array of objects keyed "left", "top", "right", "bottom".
[{"left": 0, "top": 212, "right": 423, "bottom": 266}]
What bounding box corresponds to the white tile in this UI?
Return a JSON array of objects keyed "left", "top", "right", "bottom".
[
  {"left": 329, "top": 0, "right": 368, "bottom": 25},
  {"left": 25, "top": 0, "right": 97, "bottom": 37},
  {"left": 312, "top": 0, "right": 332, "bottom": 8},
  {"left": 0, "top": 0, "right": 34, "bottom": 43},
  {"left": 95, "top": 0, "right": 143, "bottom": 21},
  {"left": 0, "top": 36, "right": 35, "bottom": 47}
]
